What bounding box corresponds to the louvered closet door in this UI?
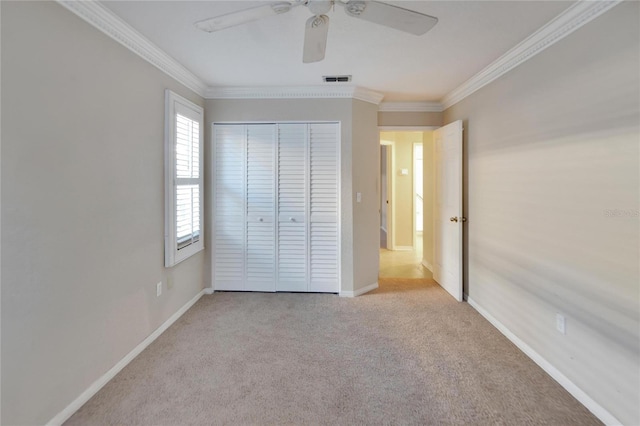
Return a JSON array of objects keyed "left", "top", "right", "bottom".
[
  {"left": 245, "top": 125, "right": 277, "bottom": 292},
  {"left": 308, "top": 123, "right": 339, "bottom": 293},
  {"left": 276, "top": 124, "right": 307, "bottom": 292},
  {"left": 213, "top": 125, "right": 246, "bottom": 291}
]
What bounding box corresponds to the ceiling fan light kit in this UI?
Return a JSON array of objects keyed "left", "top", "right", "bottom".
[{"left": 195, "top": 0, "right": 438, "bottom": 63}]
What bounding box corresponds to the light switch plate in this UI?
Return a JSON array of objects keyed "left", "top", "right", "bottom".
[{"left": 356, "top": 192, "right": 362, "bottom": 203}]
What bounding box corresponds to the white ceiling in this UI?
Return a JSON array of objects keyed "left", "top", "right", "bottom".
[{"left": 103, "top": 1, "right": 574, "bottom": 101}]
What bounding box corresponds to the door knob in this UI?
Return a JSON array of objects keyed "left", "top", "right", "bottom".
[
  {"left": 259, "top": 217, "right": 263, "bottom": 222},
  {"left": 450, "top": 217, "right": 458, "bottom": 222},
  {"left": 289, "top": 217, "right": 295, "bottom": 222},
  {"left": 461, "top": 217, "right": 467, "bottom": 222}
]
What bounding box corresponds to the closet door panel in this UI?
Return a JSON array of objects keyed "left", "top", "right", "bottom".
[
  {"left": 309, "top": 123, "right": 339, "bottom": 293},
  {"left": 246, "top": 125, "right": 276, "bottom": 292},
  {"left": 213, "top": 125, "right": 246, "bottom": 290},
  {"left": 276, "top": 124, "right": 308, "bottom": 292}
]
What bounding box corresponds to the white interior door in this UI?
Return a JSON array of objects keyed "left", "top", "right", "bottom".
[
  {"left": 213, "top": 125, "right": 246, "bottom": 291},
  {"left": 277, "top": 124, "right": 308, "bottom": 291},
  {"left": 433, "top": 120, "right": 463, "bottom": 301},
  {"left": 245, "top": 125, "right": 277, "bottom": 292},
  {"left": 308, "top": 123, "right": 339, "bottom": 293}
]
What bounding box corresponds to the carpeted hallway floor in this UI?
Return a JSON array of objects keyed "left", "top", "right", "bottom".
[{"left": 66, "top": 278, "right": 600, "bottom": 425}]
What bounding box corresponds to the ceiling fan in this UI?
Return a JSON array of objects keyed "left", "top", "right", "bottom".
[{"left": 194, "top": 1, "right": 438, "bottom": 63}]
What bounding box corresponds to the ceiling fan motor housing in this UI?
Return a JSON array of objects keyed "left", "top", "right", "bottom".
[
  {"left": 307, "top": 0, "right": 333, "bottom": 16},
  {"left": 271, "top": 2, "right": 293, "bottom": 14},
  {"left": 345, "top": 1, "right": 366, "bottom": 16}
]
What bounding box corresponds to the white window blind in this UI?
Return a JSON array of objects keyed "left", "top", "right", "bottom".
[
  {"left": 165, "top": 90, "right": 204, "bottom": 267},
  {"left": 175, "top": 114, "right": 200, "bottom": 249}
]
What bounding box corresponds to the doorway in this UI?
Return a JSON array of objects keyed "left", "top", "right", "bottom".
[{"left": 379, "top": 130, "right": 434, "bottom": 279}]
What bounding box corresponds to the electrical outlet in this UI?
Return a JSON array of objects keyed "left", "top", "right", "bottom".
[
  {"left": 556, "top": 313, "right": 566, "bottom": 335},
  {"left": 156, "top": 282, "right": 162, "bottom": 297}
]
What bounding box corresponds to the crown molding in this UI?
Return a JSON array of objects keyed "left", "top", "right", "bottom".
[
  {"left": 379, "top": 101, "right": 443, "bottom": 113},
  {"left": 204, "top": 86, "right": 385, "bottom": 105},
  {"left": 56, "top": 0, "right": 208, "bottom": 97},
  {"left": 441, "top": 0, "right": 622, "bottom": 110},
  {"left": 56, "top": 0, "right": 619, "bottom": 110},
  {"left": 353, "top": 87, "right": 386, "bottom": 105}
]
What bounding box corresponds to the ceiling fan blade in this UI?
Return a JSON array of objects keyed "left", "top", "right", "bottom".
[
  {"left": 303, "top": 15, "right": 330, "bottom": 64},
  {"left": 195, "top": 2, "right": 294, "bottom": 33},
  {"left": 342, "top": 1, "right": 437, "bottom": 36}
]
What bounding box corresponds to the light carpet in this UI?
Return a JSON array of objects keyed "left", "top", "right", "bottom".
[{"left": 66, "top": 278, "right": 600, "bottom": 425}]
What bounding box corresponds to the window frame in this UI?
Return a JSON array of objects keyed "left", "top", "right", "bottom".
[{"left": 164, "top": 90, "right": 204, "bottom": 267}]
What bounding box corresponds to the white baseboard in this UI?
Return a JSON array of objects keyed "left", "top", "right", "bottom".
[
  {"left": 467, "top": 297, "right": 621, "bottom": 426},
  {"left": 340, "top": 282, "right": 379, "bottom": 297},
  {"left": 394, "top": 246, "right": 413, "bottom": 251},
  {"left": 421, "top": 259, "right": 433, "bottom": 272},
  {"left": 47, "top": 289, "right": 206, "bottom": 426},
  {"left": 204, "top": 287, "right": 214, "bottom": 294}
]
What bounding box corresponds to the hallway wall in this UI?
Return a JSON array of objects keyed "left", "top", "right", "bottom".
[
  {"left": 379, "top": 131, "right": 434, "bottom": 255},
  {"left": 378, "top": 111, "right": 443, "bottom": 127},
  {"left": 380, "top": 132, "right": 416, "bottom": 248}
]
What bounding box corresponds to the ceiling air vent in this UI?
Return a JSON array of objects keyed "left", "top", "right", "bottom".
[{"left": 323, "top": 75, "right": 352, "bottom": 83}]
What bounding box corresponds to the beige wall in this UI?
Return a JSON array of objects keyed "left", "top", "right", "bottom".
[
  {"left": 380, "top": 132, "right": 417, "bottom": 247},
  {"left": 378, "top": 111, "right": 443, "bottom": 127},
  {"left": 205, "top": 98, "right": 380, "bottom": 292},
  {"left": 1, "top": 2, "right": 206, "bottom": 425},
  {"left": 444, "top": 2, "right": 639, "bottom": 424},
  {"left": 352, "top": 100, "right": 381, "bottom": 289}
]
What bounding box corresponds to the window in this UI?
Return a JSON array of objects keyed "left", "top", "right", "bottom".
[{"left": 165, "top": 90, "right": 204, "bottom": 267}]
